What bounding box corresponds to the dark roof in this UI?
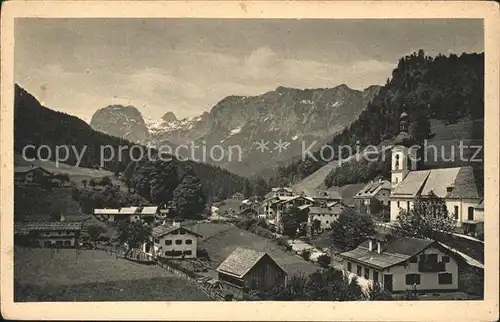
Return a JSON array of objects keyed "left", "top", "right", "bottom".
[
  {"left": 340, "top": 237, "right": 436, "bottom": 269},
  {"left": 152, "top": 225, "right": 202, "bottom": 238},
  {"left": 14, "top": 166, "right": 53, "bottom": 175},
  {"left": 216, "top": 247, "right": 287, "bottom": 278},
  {"left": 446, "top": 166, "right": 480, "bottom": 199},
  {"left": 474, "top": 199, "right": 484, "bottom": 209},
  {"left": 308, "top": 207, "right": 335, "bottom": 214},
  {"left": 354, "top": 180, "right": 391, "bottom": 199},
  {"left": 14, "top": 221, "right": 83, "bottom": 234}
]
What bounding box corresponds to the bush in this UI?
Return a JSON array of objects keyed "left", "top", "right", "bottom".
[
  {"left": 317, "top": 254, "right": 331, "bottom": 268},
  {"left": 302, "top": 250, "right": 311, "bottom": 261}
]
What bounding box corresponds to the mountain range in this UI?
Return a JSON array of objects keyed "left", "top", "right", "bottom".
[{"left": 90, "top": 84, "right": 381, "bottom": 176}]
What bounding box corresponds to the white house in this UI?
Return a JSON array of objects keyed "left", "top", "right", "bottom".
[
  {"left": 307, "top": 202, "right": 347, "bottom": 232},
  {"left": 143, "top": 223, "right": 202, "bottom": 259},
  {"left": 388, "top": 112, "right": 483, "bottom": 234},
  {"left": 340, "top": 235, "right": 460, "bottom": 293},
  {"left": 354, "top": 179, "right": 391, "bottom": 212}
]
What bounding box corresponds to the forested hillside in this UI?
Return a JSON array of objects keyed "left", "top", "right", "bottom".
[
  {"left": 274, "top": 51, "right": 484, "bottom": 188},
  {"left": 14, "top": 84, "right": 246, "bottom": 201}
]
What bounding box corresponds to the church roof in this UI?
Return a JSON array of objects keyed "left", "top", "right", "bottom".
[{"left": 392, "top": 166, "right": 480, "bottom": 199}]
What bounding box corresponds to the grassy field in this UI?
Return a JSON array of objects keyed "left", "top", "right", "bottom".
[
  {"left": 185, "top": 222, "right": 320, "bottom": 275},
  {"left": 15, "top": 153, "right": 126, "bottom": 190},
  {"left": 14, "top": 247, "right": 210, "bottom": 301}
]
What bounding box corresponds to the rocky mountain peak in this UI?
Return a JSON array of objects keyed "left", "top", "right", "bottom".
[
  {"left": 90, "top": 105, "right": 149, "bottom": 143},
  {"left": 162, "top": 111, "right": 178, "bottom": 122}
]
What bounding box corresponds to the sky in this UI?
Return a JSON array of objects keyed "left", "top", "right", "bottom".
[{"left": 15, "top": 18, "right": 483, "bottom": 122}]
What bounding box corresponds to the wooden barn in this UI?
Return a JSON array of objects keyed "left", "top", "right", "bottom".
[{"left": 216, "top": 247, "right": 287, "bottom": 296}]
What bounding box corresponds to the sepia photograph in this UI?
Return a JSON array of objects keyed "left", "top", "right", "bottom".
[{"left": 1, "top": 1, "right": 499, "bottom": 321}]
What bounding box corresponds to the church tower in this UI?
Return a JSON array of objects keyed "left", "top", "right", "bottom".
[{"left": 391, "top": 112, "right": 418, "bottom": 189}]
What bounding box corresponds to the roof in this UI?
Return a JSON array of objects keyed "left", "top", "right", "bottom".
[
  {"left": 14, "top": 166, "right": 52, "bottom": 175},
  {"left": 340, "top": 237, "right": 436, "bottom": 269},
  {"left": 141, "top": 206, "right": 159, "bottom": 215},
  {"left": 94, "top": 209, "right": 119, "bottom": 215},
  {"left": 152, "top": 225, "right": 202, "bottom": 238},
  {"left": 298, "top": 204, "right": 312, "bottom": 211},
  {"left": 278, "top": 195, "right": 314, "bottom": 204},
  {"left": 354, "top": 180, "right": 391, "bottom": 199},
  {"left": 119, "top": 207, "right": 140, "bottom": 214},
  {"left": 272, "top": 187, "right": 293, "bottom": 192},
  {"left": 392, "top": 167, "right": 480, "bottom": 199},
  {"left": 310, "top": 190, "right": 342, "bottom": 200},
  {"left": 14, "top": 221, "right": 83, "bottom": 234},
  {"left": 216, "top": 247, "right": 286, "bottom": 278}
]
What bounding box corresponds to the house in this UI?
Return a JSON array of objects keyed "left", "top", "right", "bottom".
[
  {"left": 354, "top": 179, "right": 391, "bottom": 213},
  {"left": 94, "top": 208, "right": 120, "bottom": 221},
  {"left": 231, "top": 192, "right": 245, "bottom": 200},
  {"left": 303, "top": 189, "right": 342, "bottom": 206},
  {"left": 340, "top": 235, "right": 460, "bottom": 293},
  {"left": 14, "top": 166, "right": 53, "bottom": 184},
  {"left": 14, "top": 221, "right": 83, "bottom": 248},
  {"left": 307, "top": 202, "right": 347, "bottom": 232},
  {"left": 389, "top": 113, "right": 483, "bottom": 232},
  {"left": 216, "top": 247, "right": 287, "bottom": 296},
  {"left": 143, "top": 222, "right": 202, "bottom": 259},
  {"left": 274, "top": 195, "right": 315, "bottom": 233},
  {"left": 463, "top": 199, "right": 484, "bottom": 236}
]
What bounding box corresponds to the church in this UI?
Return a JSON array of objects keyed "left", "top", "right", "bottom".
[{"left": 389, "top": 113, "right": 484, "bottom": 236}]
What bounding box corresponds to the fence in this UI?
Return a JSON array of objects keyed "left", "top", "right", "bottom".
[{"left": 156, "top": 259, "right": 224, "bottom": 301}]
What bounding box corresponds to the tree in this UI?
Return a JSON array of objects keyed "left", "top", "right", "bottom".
[
  {"left": 311, "top": 219, "right": 321, "bottom": 236},
  {"left": 302, "top": 249, "right": 311, "bottom": 261},
  {"left": 87, "top": 224, "right": 107, "bottom": 245},
  {"left": 393, "top": 191, "right": 455, "bottom": 239},
  {"left": 281, "top": 206, "right": 307, "bottom": 240},
  {"left": 118, "top": 220, "right": 152, "bottom": 256},
  {"left": 243, "top": 179, "right": 252, "bottom": 198},
  {"left": 369, "top": 198, "right": 383, "bottom": 215},
  {"left": 330, "top": 209, "right": 376, "bottom": 251},
  {"left": 89, "top": 179, "right": 97, "bottom": 190},
  {"left": 366, "top": 282, "right": 394, "bottom": 300},
  {"left": 149, "top": 161, "right": 179, "bottom": 205},
  {"left": 317, "top": 254, "right": 331, "bottom": 268},
  {"left": 171, "top": 171, "right": 206, "bottom": 220},
  {"left": 253, "top": 177, "right": 269, "bottom": 199},
  {"left": 82, "top": 180, "right": 88, "bottom": 188},
  {"left": 99, "top": 176, "right": 112, "bottom": 186}
]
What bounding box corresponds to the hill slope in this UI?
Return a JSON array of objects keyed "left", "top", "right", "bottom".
[{"left": 14, "top": 84, "right": 246, "bottom": 200}]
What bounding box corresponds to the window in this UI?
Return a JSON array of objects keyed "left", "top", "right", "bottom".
[
  {"left": 364, "top": 267, "right": 370, "bottom": 279},
  {"left": 183, "top": 250, "right": 192, "bottom": 255},
  {"left": 407, "top": 201, "right": 410, "bottom": 210},
  {"left": 179, "top": 229, "right": 186, "bottom": 235},
  {"left": 185, "top": 239, "right": 192, "bottom": 245},
  {"left": 468, "top": 207, "right": 474, "bottom": 221},
  {"left": 165, "top": 240, "right": 172, "bottom": 245},
  {"left": 442, "top": 256, "right": 450, "bottom": 263},
  {"left": 409, "top": 256, "right": 418, "bottom": 263},
  {"left": 175, "top": 239, "right": 182, "bottom": 245},
  {"left": 154, "top": 238, "right": 159, "bottom": 244},
  {"left": 454, "top": 206, "right": 459, "bottom": 219},
  {"left": 373, "top": 271, "right": 379, "bottom": 283},
  {"left": 326, "top": 221, "right": 329, "bottom": 224},
  {"left": 405, "top": 274, "right": 421, "bottom": 285},
  {"left": 63, "top": 240, "right": 71, "bottom": 246},
  {"left": 347, "top": 262, "right": 352, "bottom": 272},
  {"left": 438, "top": 273, "right": 453, "bottom": 284},
  {"left": 55, "top": 240, "right": 63, "bottom": 246},
  {"left": 357, "top": 265, "right": 362, "bottom": 276},
  {"left": 397, "top": 201, "right": 400, "bottom": 208}
]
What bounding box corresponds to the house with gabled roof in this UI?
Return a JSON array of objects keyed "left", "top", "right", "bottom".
[
  {"left": 14, "top": 165, "right": 53, "bottom": 185},
  {"left": 216, "top": 247, "right": 287, "bottom": 296},
  {"left": 340, "top": 235, "right": 461, "bottom": 293},
  {"left": 389, "top": 113, "right": 483, "bottom": 235},
  {"left": 354, "top": 179, "right": 391, "bottom": 213},
  {"left": 14, "top": 221, "right": 83, "bottom": 248},
  {"left": 143, "top": 222, "right": 202, "bottom": 259}
]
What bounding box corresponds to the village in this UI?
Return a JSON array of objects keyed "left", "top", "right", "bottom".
[{"left": 13, "top": 113, "right": 485, "bottom": 301}]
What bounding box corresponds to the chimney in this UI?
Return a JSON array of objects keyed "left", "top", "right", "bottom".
[{"left": 368, "top": 239, "right": 374, "bottom": 252}]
